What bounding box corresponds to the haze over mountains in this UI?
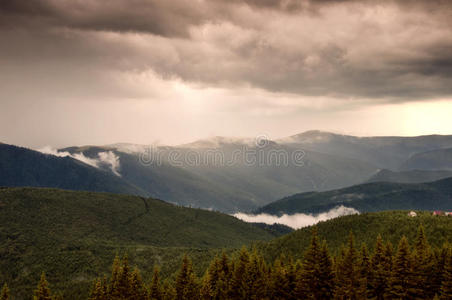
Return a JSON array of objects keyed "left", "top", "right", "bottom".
[
  {"left": 400, "top": 147, "right": 452, "bottom": 171},
  {"left": 2, "top": 130, "right": 452, "bottom": 213},
  {"left": 279, "top": 130, "right": 452, "bottom": 169},
  {"left": 366, "top": 169, "right": 452, "bottom": 184}
]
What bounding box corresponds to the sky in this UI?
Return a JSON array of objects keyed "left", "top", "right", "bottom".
[{"left": 1, "top": 0, "right": 452, "bottom": 148}]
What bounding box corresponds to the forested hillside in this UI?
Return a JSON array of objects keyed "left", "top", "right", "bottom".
[
  {"left": 0, "top": 144, "right": 144, "bottom": 196},
  {"left": 258, "top": 177, "right": 452, "bottom": 215},
  {"left": 3, "top": 218, "right": 452, "bottom": 299},
  {"left": 0, "top": 188, "right": 274, "bottom": 298},
  {"left": 258, "top": 211, "right": 452, "bottom": 261}
]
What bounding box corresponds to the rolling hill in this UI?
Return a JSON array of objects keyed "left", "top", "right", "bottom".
[
  {"left": 257, "top": 177, "right": 452, "bottom": 215},
  {"left": 0, "top": 143, "right": 144, "bottom": 195},
  {"left": 258, "top": 210, "right": 452, "bottom": 262},
  {"left": 0, "top": 188, "right": 274, "bottom": 298}
]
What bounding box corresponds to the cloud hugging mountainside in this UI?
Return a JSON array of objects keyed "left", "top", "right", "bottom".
[{"left": 3, "top": 130, "right": 452, "bottom": 213}]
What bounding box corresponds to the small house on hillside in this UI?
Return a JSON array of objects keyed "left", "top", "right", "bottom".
[
  {"left": 408, "top": 211, "right": 417, "bottom": 217},
  {"left": 433, "top": 211, "right": 444, "bottom": 216}
]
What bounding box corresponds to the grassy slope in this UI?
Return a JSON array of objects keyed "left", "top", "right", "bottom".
[
  {"left": 258, "top": 177, "right": 452, "bottom": 215},
  {"left": 0, "top": 188, "right": 274, "bottom": 299},
  {"left": 258, "top": 211, "right": 452, "bottom": 262}
]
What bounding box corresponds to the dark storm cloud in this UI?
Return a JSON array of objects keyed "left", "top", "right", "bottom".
[
  {"left": 0, "top": 0, "right": 210, "bottom": 37},
  {"left": 1, "top": 0, "right": 452, "bottom": 101}
]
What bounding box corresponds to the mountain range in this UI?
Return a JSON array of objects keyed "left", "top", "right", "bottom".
[
  {"left": 366, "top": 169, "right": 452, "bottom": 184},
  {"left": 257, "top": 176, "right": 452, "bottom": 215},
  {"left": 2, "top": 130, "right": 452, "bottom": 212},
  {"left": 279, "top": 130, "right": 452, "bottom": 169}
]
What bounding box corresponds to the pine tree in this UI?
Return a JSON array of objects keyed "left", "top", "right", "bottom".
[
  {"left": 286, "top": 256, "right": 298, "bottom": 300},
  {"left": 358, "top": 243, "right": 370, "bottom": 298},
  {"left": 387, "top": 236, "right": 414, "bottom": 299},
  {"left": 317, "top": 241, "right": 335, "bottom": 299},
  {"left": 228, "top": 247, "right": 250, "bottom": 299},
  {"left": 162, "top": 279, "right": 176, "bottom": 300},
  {"left": 216, "top": 252, "right": 231, "bottom": 299},
  {"left": 175, "top": 255, "right": 199, "bottom": 300},
  {"left": 129, "top": 268, "right": 148, "bottom": 300},
  {"left": 117, "top": 254, "right": 132, "bottom": 298},
  {"left": 271, "top": 258, "right": 292, "bottom": 300},
  {"left": 88, "top": 278, "right": 107, "bottom": 300},
  {"left": 334, "top": 232, "right": 362, "bottom": 299},
  {"left": 297, "top": 228, "right": 321, "bottom": 299},
  {"left": 333, "top": 245, "right": 346, "bottom": 298},
  {"left": 200, "top": 255, "right": 220, "bottom": 299},
  {"left": 149, "top": 267, "right": 163, "bottom": 300},
  {"left": 369, "top": 235, "right": 390, "bottom": 299},
  {"left": 383, "top": 241, "right": 394, "bottom": 277},
  {"left": 295, "top": 230, "right": 335, "bottom": 299},
  {"left": 412, "top": 225, "right": 434, "bottom": 298},
  {"left": 440, "top": 247, "right": 452, "bottom": 300},
  {"left": 432, "top": 245, "right": 448, "bottom": 296},
  {"left": 101, "top": 276, "right": 108, "bottom": 299},
  {"left": 201, "top": 253, "right": 230, "bottom": 300},
  {"left": 0, "top": 283, "right": 9, "bottom": 300},
  {"left": 293, "top": 259, "right": 303, "bottom": 297},
  {"left": 33, "top": 272, "right": 52, "bottom": 300},
  {"left": 247, "top": 250, "right": 268, "bottom": 299},
  {"left": 109, "top": 255, "right": 121, "bottom": 298}
]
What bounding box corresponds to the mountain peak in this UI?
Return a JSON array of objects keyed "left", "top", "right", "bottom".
[
  {"left": 178, "top": 136, "right": 257, "bottom": 148},
  {"left": 279, "top": 130, "right": 343, "bottom": 144},
  {"left": 106, "top": 143, "right": 149, "bottom": 153}
]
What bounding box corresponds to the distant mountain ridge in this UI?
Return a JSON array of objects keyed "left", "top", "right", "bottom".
[
  {"left": 257, "top": 176, "right": 452, "bottom": 215},
  {"left": 366, "top": 169, "right": 452, "bottom": 184},
  {"left": 278, "top": 130, "right": 452, "bottom": 169},
  {"left": 400, "top": 147, "right": 452, "bottom": 171},
  {"left": 59, "top": 140, "right": 378, "bottom": 212},
  {"left": 0, "top": 143, "right": 144, "bottom": 195},
  {"left": 3, "top": 130, "right": 452, "bottom": 212}
]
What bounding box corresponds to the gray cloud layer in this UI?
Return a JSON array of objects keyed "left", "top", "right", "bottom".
[{"left": 1, "top": 0, "right": 452, "bottom": 101}]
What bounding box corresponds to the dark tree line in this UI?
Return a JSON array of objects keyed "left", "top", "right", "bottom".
[{"left": 2, "top": 226, "right": 452, "bottom": 299}]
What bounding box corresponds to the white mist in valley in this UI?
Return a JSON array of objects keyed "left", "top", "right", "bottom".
[{"left": 234, "top": 205, "right": 359, "bottom": 229}]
